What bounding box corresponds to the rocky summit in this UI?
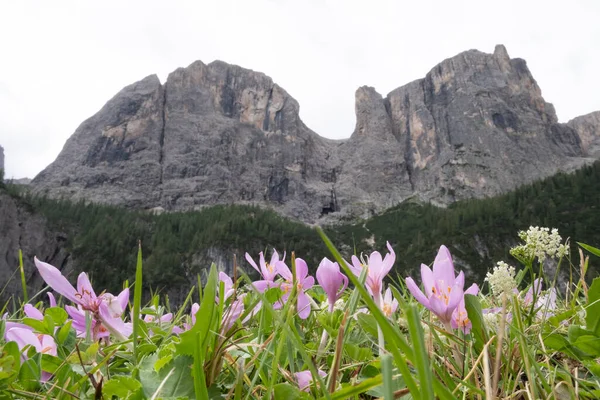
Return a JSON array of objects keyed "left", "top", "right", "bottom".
[{"left": 32, "top": 45, "right": 600, "bottom": 222}]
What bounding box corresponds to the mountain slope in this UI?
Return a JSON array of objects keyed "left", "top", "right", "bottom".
[
  {"left": 5, "top": 160, "right": 599, "bottom": 303},
  {"left": 31, "top": 45, "right": 600, "bottom": 221}
]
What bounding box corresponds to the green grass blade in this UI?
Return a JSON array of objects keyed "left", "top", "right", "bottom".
[
  {"left": 18, "top": 249, "right": 28, "bottom": 304},
  {"left": 316, "top": 227, "right": 421, "bottom": 397},
  {"left": 406, "top": 304, "right": 434, "bottom": 400},
  {"left": 132, "top": 242, "right": 143, "bottom": 363}
]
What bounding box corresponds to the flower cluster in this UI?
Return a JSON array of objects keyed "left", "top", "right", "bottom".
[
  {"left": 510, "top": 226, "right": 569, "bottom": 263},
  {"left": 485, "top": 261, "right": 517, "bottom": 296}
]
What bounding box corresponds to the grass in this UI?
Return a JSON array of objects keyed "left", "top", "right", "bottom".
[{"left": 0, "top": 228, "right": 599, "bottom": 399}]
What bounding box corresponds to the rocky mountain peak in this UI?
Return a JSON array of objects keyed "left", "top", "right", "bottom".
[{"left": 31, "top": 46, "right": 599, "bottom": 222}]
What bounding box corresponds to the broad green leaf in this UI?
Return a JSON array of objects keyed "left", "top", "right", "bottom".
[
  {"left": 544, "top": 333, "right": 569, "bottom": 351},
  {"left": 572, "top": 335, "right": 600, "bottom": 357},
  {"left": 343, "top": 343, "right": 372, "bottom": 362},
  {"left": 140, "top": 355, "right": 196, "bottom": 399},
  {"left": 155, "top": 354, "right": 173, "bottom": 372},
  {"left": 464, "top": 294, "right": 488, "bottom": 351},
  {"left": 273, "top": 383, "right": 312, "bottom": 400},
  {"left": 568, "top": 324, "right": 596, "bottom": 343},
  {"left": 57, "top": 320, "right": 73, "bottom": 344},
  {"left": 103, "top": 375, "right": 143, "bottom": 398},
  {"left": 41, "top": 354, "right": 64, "bottom": 374},
  {"left": 18, "top": 357, "right": 41, "bottom": 392},
  {"left": 356, "top": 312, "right": 378, "bottom": 338},
  {"left": 586, "top": 277, "right": 600, "bottom": 335},
  {"left": 45, "top": 306, "right": 68, "bottom": 326},
  {"left": 22, "top": 317, "right": 48, "bottom": 334}
]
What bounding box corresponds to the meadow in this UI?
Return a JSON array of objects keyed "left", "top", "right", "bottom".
[{"left": 1, "top": 226, "right": 599, "bottom": 399}]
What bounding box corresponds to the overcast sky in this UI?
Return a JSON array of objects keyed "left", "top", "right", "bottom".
[{"left": 1, "top": 0, "right": 599, "bottom": 179}]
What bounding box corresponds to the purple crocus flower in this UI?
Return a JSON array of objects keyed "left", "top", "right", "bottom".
[
  {"left": 275, "top": 258, "right": 315, "bottom": 319},
  {"left": 381, "top": 288, "right": 399, "bottom": 318},
  {"left": 349, "top": 242, "right": 395, "bottom": 306},
  {"left": 295, "top": 369, "right": 327, "bottom": 392},
  {"left": 34, "top": 257, "right": 131, "bottom": 341},
  {"left": 451, "top": 284, "right": 480, "bottom": 333},
  {"left": 406, "top": 245, "right": 477, "bottom": 326},
  {"left": 316, "top": 258, "right": 348, "bottom": 312},
  {"left": 245, "top": 249, "right": 284, "bottom": 292},
  {"left": 218, "top": 272, "right": 235, "bottom": 302},
  {"left": 5, "top": 327, "right": 57, "bottom": 381},
  {"left": 23, "top": 304, "right": 44, "bottom": 320}
]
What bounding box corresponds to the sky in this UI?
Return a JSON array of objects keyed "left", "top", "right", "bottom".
[{"left": 1, "top": 0, "right": 599, "bottom": 179}]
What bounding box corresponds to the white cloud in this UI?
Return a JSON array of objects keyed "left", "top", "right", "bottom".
[{"left": 1, "top": 0, "right": 599, "bottom": 178}]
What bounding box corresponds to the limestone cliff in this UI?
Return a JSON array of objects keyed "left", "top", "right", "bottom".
[
  {"left": 31, "top": 45, "right": 599, "bottom": 222},
  {"left": 0, "top": 190, "right": 72, "bottom": 303}
]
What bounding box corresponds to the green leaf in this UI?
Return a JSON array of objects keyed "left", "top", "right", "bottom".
[
  {"left": 155, "top": 354, "right": 173, "bottom": 372},
  {"left": 273, "top": 383, "right": 312, "bottom": 399},
  {"left": 356, "top": 313, "right": 378, "bottom": 338},
  {"left": 544, "top": 333, "right": 569, "bottom": 351},
  {"left": 103, "top": 375, "right": 143, "bottom": 399},
  {"left": 464, "top": 294, "right": 488, "bottom": 351},
  {"left": 45, "top": 306, "right": 68, "bottom": 326},
  {"left": 41, "top": 354, "right": 64, "bottom": 374},
  {"left": 578, "top": 242, "right": 600, "bottom": 258},
  {"left": 343, "top": 343, "right": 372, "bottom": 362},
  {"left": 572, "top": 335, "right": 600, "bottom": 357},
  {"left": 22, "top": 317, "right": 49, "bottom": 334},
  {"left": 176, "top": 264, "right": 219, "bottom": 357},
  {"left": 586, "top": 277, "right": 600, "bottom": 335},
  {"left": 18, "top": 357, "right": 41, "bottom": 392},
  {"left": 140, "top": 355, "right": 196, "bottom": 399},
  {"left": 568, "top": 324, "right": 596, "bottom": 343},
  {"left": 57, "top": 320, "right": 73, "bottom": 345}
]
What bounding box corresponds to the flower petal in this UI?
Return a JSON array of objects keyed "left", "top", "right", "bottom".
[
  {"left": 420, "top": 264, "right": 435, "bottom": 297},
  {"left": 297, "top": 292, "right": 311, "bottom": 319},
  {"left": 464, "top": 283, "right": 479, "bottom": 297},
  {"left": 275, "top": 261, "right": 293, "bottom": 282},
  {"left": 245, "top": 253, "right": 261, "bottom": 274},
  {"left": 23, "top": 304, "right": 44, "bottom": 320},
  {"left": 433, "top": 245, "right": 455, "bottom": 286},
  {"left": 34, "top": 257, "right": 79, "bottom": 304},
  {"left": 406, "top": 277, "right": 431, "bottom": 309}
]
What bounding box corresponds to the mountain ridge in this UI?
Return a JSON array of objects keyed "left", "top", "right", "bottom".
[{"left": 31, "top": 45, "right": 600, "bottom": 221}]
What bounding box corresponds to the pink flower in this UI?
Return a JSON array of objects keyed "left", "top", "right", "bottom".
[
  {"left": 451, "top": 285, "right": 479, "bottom": 333},
  {"left": 295, "top": 369, "right": 327, "bottom": 392},
  {"left": 5, "top": 327, "right": 57, "bottom": 381},
  {"left": 316, "top": 258, "right": 348, "bottom": 312},
  {"left": 245, "top": 249, "right": 284, "bottom": 292},
  {"left": 34, "top": 257, "right": 131, "bottom": 340},
  {"left": 349, "top": 242, "right": 395, "bottom": 306},
  {"left": 218, "top": 272, "right": 235, "bottom": 302},
  {"left": 23, "top": 304, "right": 44, "bottom": 320},
  {"left": 406, "top": 245, "right": 477, "bottom": 326},
  {"left": 275, "top": 258, "right": 315, "bottom": 319},
  {"left": 381, "top": 288, "right": 398, "bottom": 318}
]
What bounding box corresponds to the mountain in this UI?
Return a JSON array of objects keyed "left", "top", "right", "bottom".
[{"left": 31, "top": 45, "right": 600, "bottom": 221}]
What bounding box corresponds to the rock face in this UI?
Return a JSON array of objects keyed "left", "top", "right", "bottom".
[
  {"left": 567, "top": 111, "right": 600, "bottom": 158},
  {"left": 0, "top": 145, "right": 4, "bottom": 173},
  {"left": 0, "top": 190, "right": 72, "bottom": 303},
  {"left": 32, "top": 45, "right": 599, "bottom": 222}
]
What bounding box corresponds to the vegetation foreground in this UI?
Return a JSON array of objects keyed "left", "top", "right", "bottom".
[{"left": 1, "top": 227, "right": 600, "bottom": 399}]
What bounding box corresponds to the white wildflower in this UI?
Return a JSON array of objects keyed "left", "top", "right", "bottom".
[
  {"left": 333, "top": 298, "right": 346, "bottom": 311},
  {"left": 510, "top": 226, "right": 569, "bottom": 263},
  {"left": 485, "top": 261, "right": 517, "bottom": 296}
]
